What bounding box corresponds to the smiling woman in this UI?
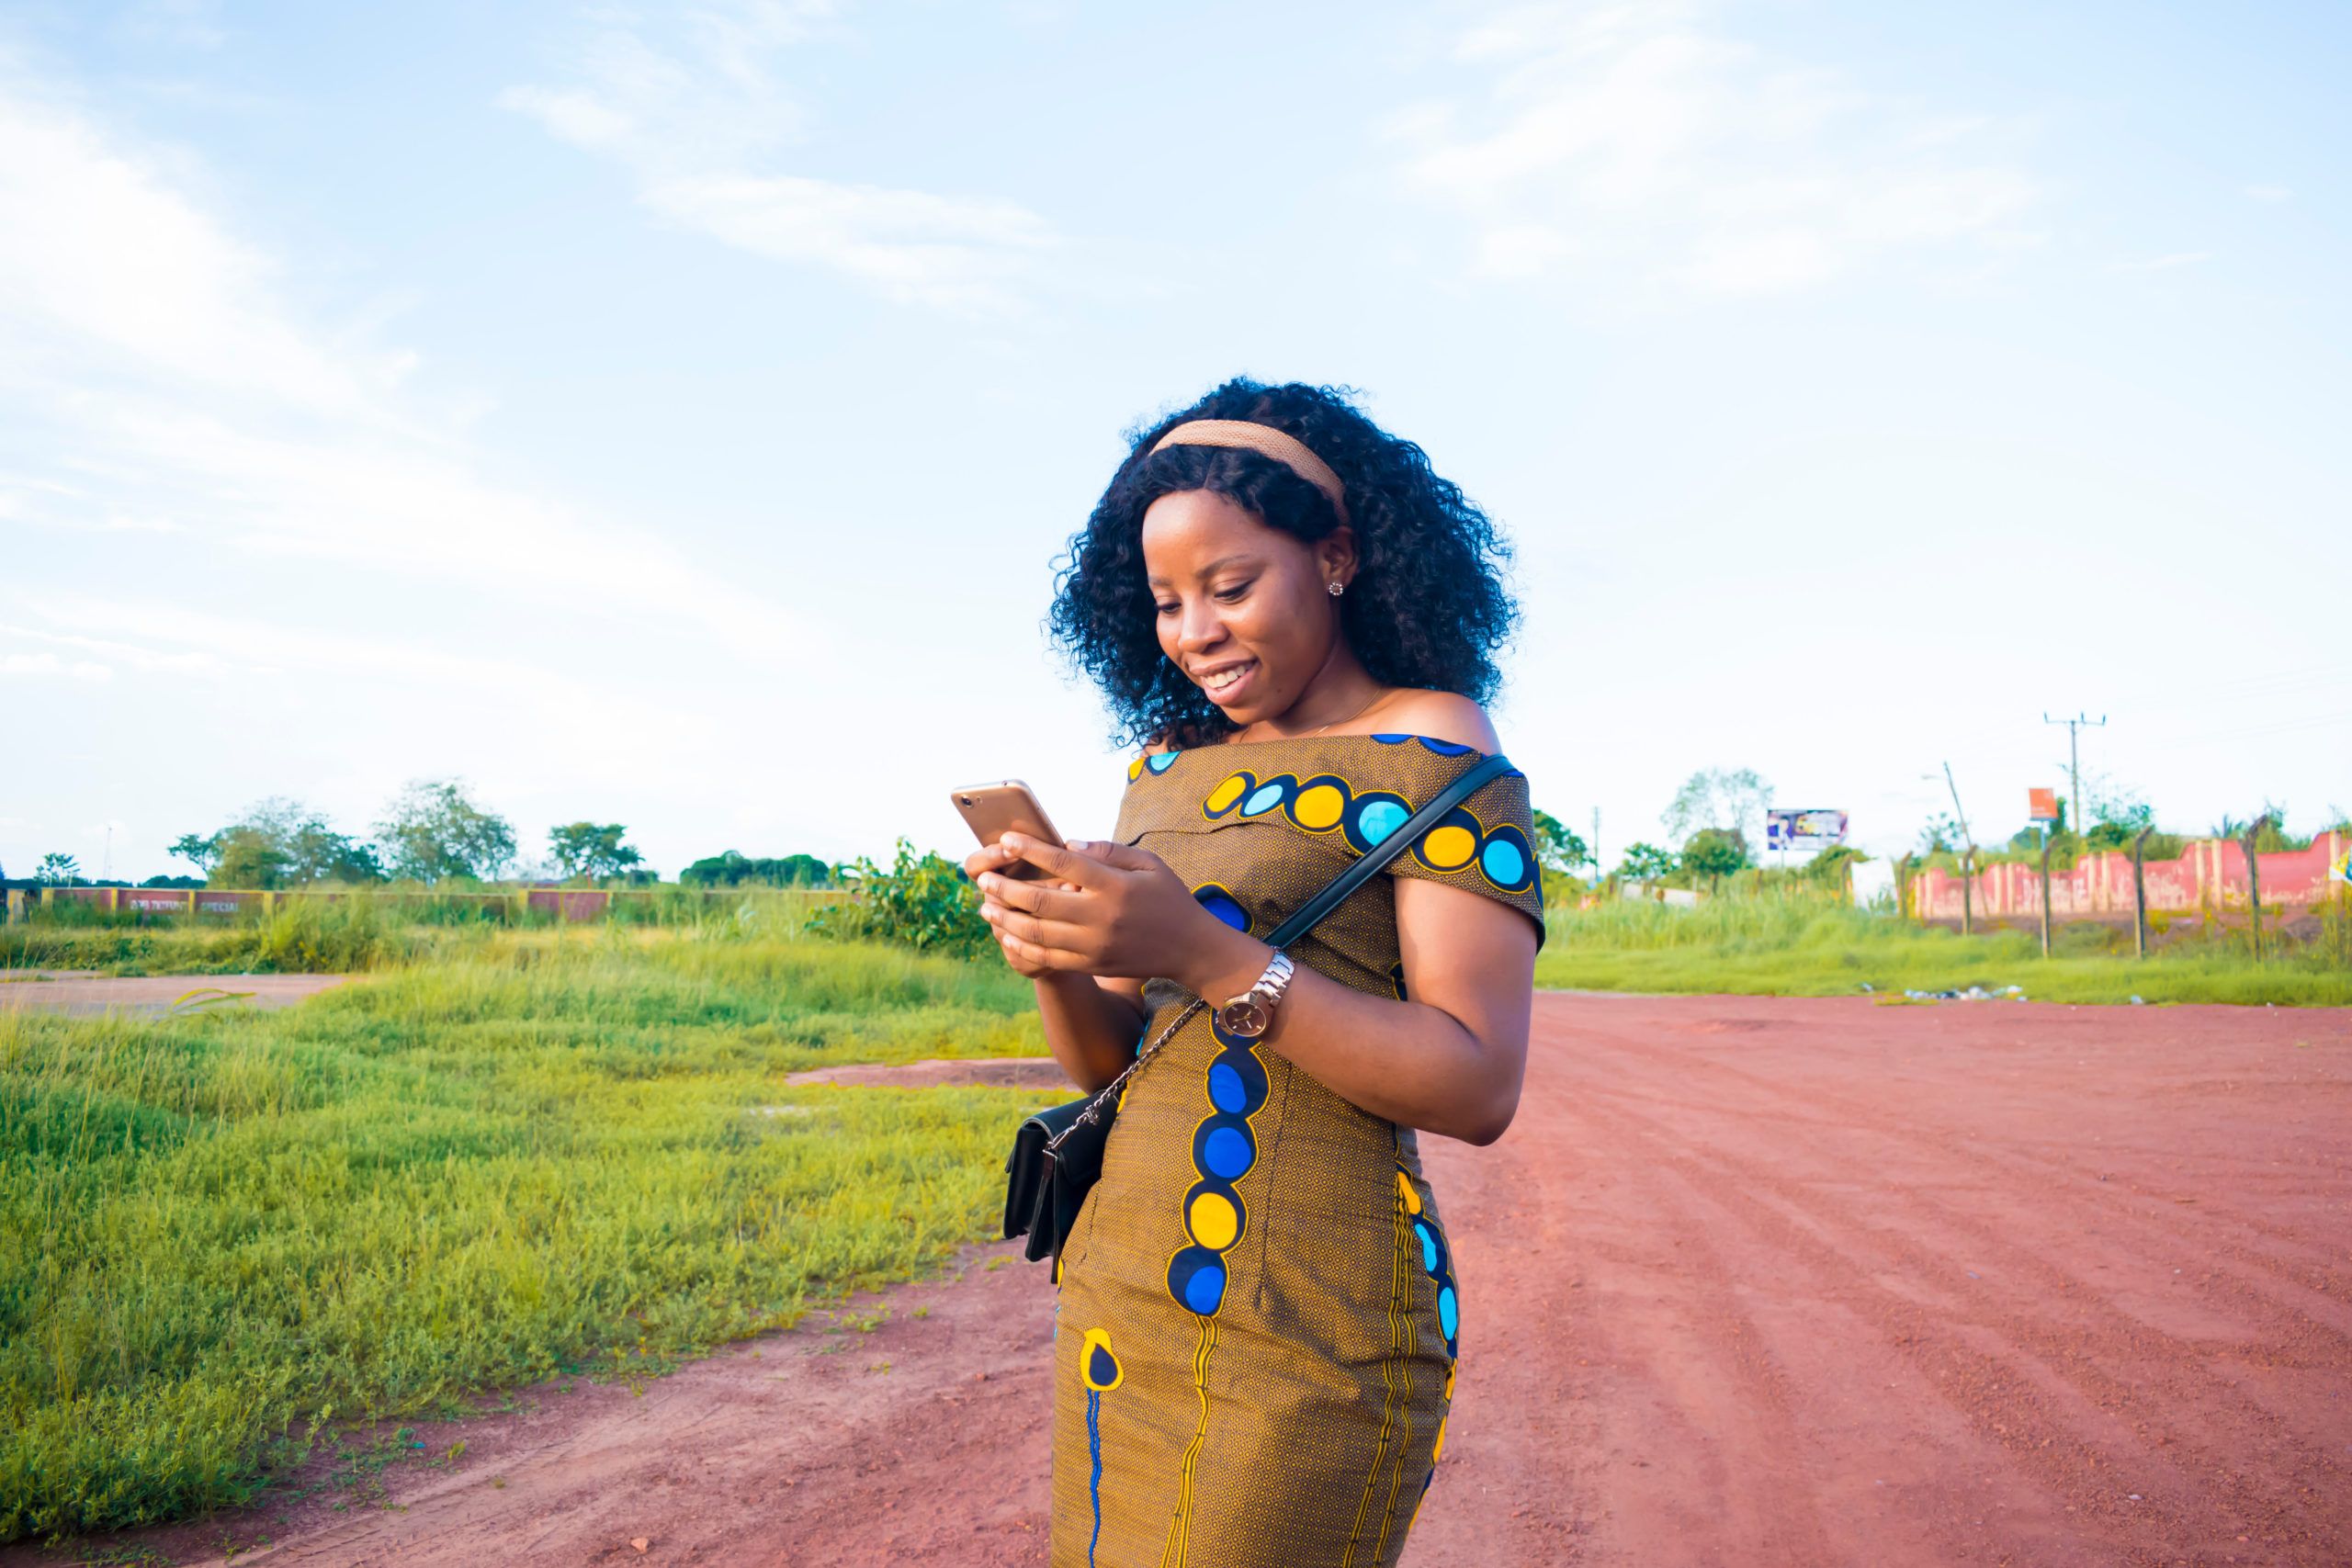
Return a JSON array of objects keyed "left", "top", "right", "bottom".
[{"left": 967, "top": 379, "right": 1542, "bottom": 1566}]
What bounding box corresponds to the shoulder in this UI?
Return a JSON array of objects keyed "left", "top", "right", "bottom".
[{"left": 1368, "top": 689, "right": 1500, "bottom": 754}]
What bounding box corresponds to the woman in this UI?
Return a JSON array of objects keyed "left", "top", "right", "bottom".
[{"left": 966, "top": 378, "right": 1542, "bottom": 1566}]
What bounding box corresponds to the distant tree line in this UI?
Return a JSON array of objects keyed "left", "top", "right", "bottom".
[
  {"left": 10, "top": 778, "right": 847, "bottom": 893},
  {"left": 679, "top": 851, "right": 834, "bottom": 888},
  {"left": 154, "top": 780, "right": 650, "bottom": 888}
]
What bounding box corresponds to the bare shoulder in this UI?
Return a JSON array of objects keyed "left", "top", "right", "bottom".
[{"left": 1371, "top": 689, "right": 1500, "bottom": 753}]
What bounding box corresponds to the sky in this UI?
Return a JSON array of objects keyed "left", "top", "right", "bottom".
[{"left": 3, "top": 0, "right": 2346, "bottom": 884}]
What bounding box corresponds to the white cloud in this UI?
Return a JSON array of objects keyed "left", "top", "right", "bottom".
[
  {"left": 0, "top": 650, "right": 113, "bottom": 681},
  {"left": 0, "top": 67, "right": 801, "bottom": 659},
  {"left": 2107, "top": 250, "right": 2211, "bottom": 275},
  {"left": 1388, "top": 1, "right": 2041, "bottom": 299},
  {"left": 500, "top": 3, "right": 1057, "bottom": 311}
]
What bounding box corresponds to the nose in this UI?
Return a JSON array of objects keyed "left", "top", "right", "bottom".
[{"left": 1175, "top": 602, "right": 1226, "bottom": 657}]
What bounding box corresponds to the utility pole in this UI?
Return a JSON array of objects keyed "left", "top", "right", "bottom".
[
  {"left": 1591, "top": 807, "right": 1601, "bottom": 887},
  {"left": 2043, "top": 712, "right": 2108, "bottom": 833},
  {"left": 1939, "top": 762, "right": 1977, "bottom": 936}
]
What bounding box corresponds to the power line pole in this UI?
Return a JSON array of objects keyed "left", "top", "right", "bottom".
[
  {"left": 1591, "top": 807, "right": 1601, "bottom": 885},
  {"left": 1941, "top": 761, "right": 1977, "bottom": 936},
  {"left": 2043, "top": 711, "right": 2108, "bottom": 832}
]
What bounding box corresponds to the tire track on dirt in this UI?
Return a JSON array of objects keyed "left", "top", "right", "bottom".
[
  {"left": 1574, "top": 1067, "right": 2341, "bottom": 1566},
  {"left": 1568, "top": 1013, "right": 2352, "bottom": 1342}
]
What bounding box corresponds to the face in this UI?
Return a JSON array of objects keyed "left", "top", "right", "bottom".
[{"left": 1141, "top": 489, "right": 1354, "bottom": 728}]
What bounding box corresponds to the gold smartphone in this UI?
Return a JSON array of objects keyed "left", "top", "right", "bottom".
[{"left": 950, "top": 780, "right": 1066, "bottom": 880}]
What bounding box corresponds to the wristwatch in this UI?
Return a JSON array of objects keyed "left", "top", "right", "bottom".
[{"left": 1214, "top": 952, "right": 1295, "bottom": 1039}]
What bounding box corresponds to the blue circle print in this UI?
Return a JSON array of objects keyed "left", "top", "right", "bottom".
[
  {"left": 1147, "top": 750, "right": 1179, "bottom": 773},
  {"left": 1193, "top": 887, "right": 1249, "bottom": 931},
  {"left": 1086, "top": 1341, "right": 1119, "bottom": 1387},
  {"left": 1206, "top": 1061, "right": 1248, "bottom": 1112},
  {"left": 1201, "top": 1124, "right": 1253, "bottom": 1179},
  {"left": 1356, "top": 798, "right": 1409, "bottom": 845},
  {"left": 1242, "top": 783, "right": 1286, "bottom": 817},
  {"left": 1416, "top": 1222, "right": 1439, "bottom": 1272},
  {"left": 1437, "top": 1286, "right": 1459, "bottom": 1339},
  {"left": 1481, "top": 837, "right": 1526, "bottom": 887},
  {"left": 1184, "top": 1262, "right": 1226, "bottom": 1314},
  {"left": 1418, "top": 737, "right": 1476, "bottom": 756}
]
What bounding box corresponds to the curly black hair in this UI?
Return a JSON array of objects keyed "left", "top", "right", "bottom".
[{"left": 1048, "top": 378, "right": 1518, "bottom": 750}]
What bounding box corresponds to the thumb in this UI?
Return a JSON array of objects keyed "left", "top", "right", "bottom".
[{"left": 1070, "top": 839, "right": 1156, "bottom": 873}]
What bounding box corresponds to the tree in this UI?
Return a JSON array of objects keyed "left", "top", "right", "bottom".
[
  {"left": 1531, "top": 808, "right": 1591, "bottom": 876},
  {"left": 174, "top": 799, "right": 386, "bottom": 887},
  {"left": 1663, "top": 767, "right": 1771, "bottom": 856},
  {"left": 35, "top": 852, "right": 81, "bottom": 886},
  {"left": 680, "top": 851, "right": 833, "bottom": 887},
  {"left": 1680, "top": 827, "right": 1748, "bottom": 886},
  {"left": 375, "top": 779, "right": 517, "bottom": 884},
  {"left": 1617, "top": 841, "right": 1679, "bottom": 883},
  {"left": 209, "top": 826, "right": 294, "bottom": 888},
  {"left": 547, "top": 822, "right": 646, "bottom": 882},
  {"left": 169, "top": 832, "right": 223, "bottom": 875}
]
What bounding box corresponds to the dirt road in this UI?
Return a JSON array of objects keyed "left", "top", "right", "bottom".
[
  {"left": 51, "top": 993, "right": 2352, "bottom": 1567},
  {"left": 0, "top": 971, "right": 348, "bottom": 1017}
]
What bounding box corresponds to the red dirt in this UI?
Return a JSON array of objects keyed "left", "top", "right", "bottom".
[
  {"left": 0, "top": 971, "right": 349, "bottom": 1017},
  {"left": 29, "top": 993, "right": 2351, "bottom": 1567}
]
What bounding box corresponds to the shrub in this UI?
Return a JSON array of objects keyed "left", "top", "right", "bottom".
[{"left": 807, "top": 840, "right": 992, "bottom": 960}]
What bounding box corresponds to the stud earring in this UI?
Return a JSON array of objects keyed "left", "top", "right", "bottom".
[{"left": 1327, "top": 581, "right": 1345, "bottom": 597}]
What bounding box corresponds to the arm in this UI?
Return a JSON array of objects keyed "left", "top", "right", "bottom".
[{"left": 978, "top": 838, "right": 1538, "bottom": 1145}]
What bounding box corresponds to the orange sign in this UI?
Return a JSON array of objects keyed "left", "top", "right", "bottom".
[{"left": 2028, "top": 787, "right": 2060, "bottom": 823}]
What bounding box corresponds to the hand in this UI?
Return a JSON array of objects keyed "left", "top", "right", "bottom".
[
  {"left": 975, "top": 834, "right": 1266, "bottom": 993},
  {"left": 964, "top": 840, "right": 1080, "bottom": 979}
]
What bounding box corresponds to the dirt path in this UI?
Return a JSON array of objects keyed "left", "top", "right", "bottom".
[
  {"left": 0, "top": 971, "right": 349, "bottom": 1017},
  {"left": 36, "top": 994, "right": 2351, "bottom": 1567}
]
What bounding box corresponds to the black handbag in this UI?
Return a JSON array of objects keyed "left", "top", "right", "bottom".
[{"left": 1001, "top": 752, "right": 1517, "bottom": 1266}]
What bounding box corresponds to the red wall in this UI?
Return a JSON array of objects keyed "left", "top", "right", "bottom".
[{"left": 1911, "top": 831, "right": 2349, "bottom": 920}]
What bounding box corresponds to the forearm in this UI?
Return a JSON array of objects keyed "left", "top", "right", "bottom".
[
  {"left": 1034, "top": 973, "right": 1148, "bottom": 1092},
  {"left": 1175, "top": 927, "right": 1528, "bottom": 1145}
]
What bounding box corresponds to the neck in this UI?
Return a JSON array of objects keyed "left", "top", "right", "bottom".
[{"left": 1247, "top": 642, "right": 1385, "bottom": 739}]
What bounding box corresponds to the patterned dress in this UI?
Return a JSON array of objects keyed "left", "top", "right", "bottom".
[{"left": 1050, "top": 733, "right": 1545, "bottom": 1567}]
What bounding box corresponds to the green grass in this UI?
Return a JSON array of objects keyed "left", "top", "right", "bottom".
[
  {"left": 1536, "top": 893, "right": 2352, "bottom": 1005},
  {"left": 0, "top": 926, "right": 1054, "bottom": 1541}
]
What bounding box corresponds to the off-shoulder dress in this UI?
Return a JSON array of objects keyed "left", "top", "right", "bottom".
[{"left": 1050, "top": 734, "right": 1544, "bottom": 1568}]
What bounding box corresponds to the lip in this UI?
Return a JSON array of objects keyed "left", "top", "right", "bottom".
[{"left": 1193, "top": 659, "right": 1259, "bottom": 706}]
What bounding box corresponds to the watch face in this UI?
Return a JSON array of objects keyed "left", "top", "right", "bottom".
[{"left": 1216, "top": 998, "right": 1270, "bottom": 1038}]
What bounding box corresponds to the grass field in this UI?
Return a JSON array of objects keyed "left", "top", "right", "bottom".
[
  {"left": 0, "top": 923, "right": 1051, "bottom": 1540},
  {"left": 1535, "top": 892, "right": 2352, "bottom": 1005}
]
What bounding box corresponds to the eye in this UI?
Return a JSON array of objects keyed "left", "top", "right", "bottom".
[
  {"left": 1154, "top": 601, "right": 1180, "bottom": 615},
  {"left": 1213, "top": 581, "right": 1252, "bottom": 604}
]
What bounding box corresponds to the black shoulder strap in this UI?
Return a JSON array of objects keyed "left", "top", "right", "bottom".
[{"left": 1264, "top": 752, "right": 1516, "bottom": 949}]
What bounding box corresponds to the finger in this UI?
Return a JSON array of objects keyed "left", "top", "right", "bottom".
[
  {"left": 1071, "top": 839, "right": 1158, "bottom": 873},
  {"left": 977, "top": 874, "right": 1086, "bottom": 920},
  {"left": 1000, "top": 833, "right": 1111, "bottom": 887},
  {"left": 996, "top": 928, "right": 1090, "bottom": 973},
  {"left": 980, "top": 901, "right": 1096, "bottom": 953},
  {"left": 962, "top": 841, "right": 1019, "bottom": 878}
]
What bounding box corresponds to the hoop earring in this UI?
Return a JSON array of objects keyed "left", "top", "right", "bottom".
[{"left": 1327, "top": 581, "right": 1345, "bottom": 597}]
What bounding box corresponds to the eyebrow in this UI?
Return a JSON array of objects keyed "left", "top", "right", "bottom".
[{"left": 1145, "top": 553, "right": 1259, "bottom": 588}]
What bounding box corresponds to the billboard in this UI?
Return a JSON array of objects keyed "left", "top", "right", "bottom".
[
  {"left": 2028, "top": 787, "right": 2060, "bottom": 823},
  {"left": 1765, "top": 808, "right": 1849, "bottom": 851}
]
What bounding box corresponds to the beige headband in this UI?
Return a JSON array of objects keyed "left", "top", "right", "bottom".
[{"left": 1148, "top": 419, "right": 1350, "bottom": 524}]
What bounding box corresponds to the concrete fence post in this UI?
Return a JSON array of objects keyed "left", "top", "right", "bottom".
[
  {"left": 2132, "top": 826, "right": 2153, "bottom": 960},
  {"left": 2243, "top": 816, "right": 2271, "bottom": 962},
  {"left": 2038, "top": 834, "right": 2054, "bottom": 959}
]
